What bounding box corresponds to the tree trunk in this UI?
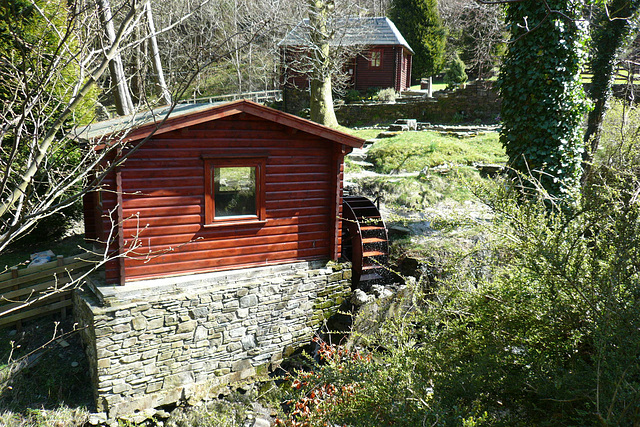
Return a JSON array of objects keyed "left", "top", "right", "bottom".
[
  {"left": 582, "top": 0, "right": 639, "bottom": 184},
  {"left": 145, "top": 1, "right": 171, "bottom": 105},
  {"left": 310, "top": 77, "right": 338, "bottom": 127},
  {"left": 97, "top": 0, "right": 134, "bottom": 116},
  {"left": 307, "top": 0, "right": 338, "bottom": 128}
]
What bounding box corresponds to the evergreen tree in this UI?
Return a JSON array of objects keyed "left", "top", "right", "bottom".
[
  {"left": 444, "top": 54, "right": 467, "bottom": 89},
  {"left": 388, "top": 0, "right": 446, "bottom": 85}
]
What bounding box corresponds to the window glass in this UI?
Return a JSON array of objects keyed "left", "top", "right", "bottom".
[
  {"left": 370, "top": 50, "right": 381, "bottom": 68},
  {"left": 214, "top": 166, "right": 256, "bottom": 217}
]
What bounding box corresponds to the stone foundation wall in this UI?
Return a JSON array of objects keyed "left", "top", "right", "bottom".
[{"left": 74, "top": 260, "right": 351, "bottom": 419}]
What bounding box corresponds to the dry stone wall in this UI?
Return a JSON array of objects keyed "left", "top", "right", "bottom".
[
  {"left": 74, "top": 260, "right": 351, "bottom": 420},
  {"left": 335, "top": 81, "right": 501, "bottom": 126}
]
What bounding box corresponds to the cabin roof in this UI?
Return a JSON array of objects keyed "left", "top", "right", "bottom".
[
  {"left": 279, "top": 16, "right": 413, "bottom": 54},
  {"left": 74, "top": 99, "right": 365, "bottom": 149}
]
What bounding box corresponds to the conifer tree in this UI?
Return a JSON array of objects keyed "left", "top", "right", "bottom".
[{"left": 388, "top": 0, "right": 446, "bottom": 92}]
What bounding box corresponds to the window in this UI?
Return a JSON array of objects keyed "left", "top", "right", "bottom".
[
  {"left": 203, "top": 157, "right": 266, "bottom": 225},
  {"left": 369, "top": 49, "right": 382, "bottom": 68}
]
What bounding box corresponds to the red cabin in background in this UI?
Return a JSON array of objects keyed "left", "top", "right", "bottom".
[
  {"left": 82, "top": 100, "right": 364, "bottom": 285},
  {"left": 280, "top": 17, "right": 413, "bottom": 94}
]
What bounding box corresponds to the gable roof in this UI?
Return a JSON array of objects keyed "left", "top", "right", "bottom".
[
  {"left": 279, "top": 16, "right": 413, "bottom": 54},
  {"left": 74, "top": 99, "right": 365, "bottom": 149}
]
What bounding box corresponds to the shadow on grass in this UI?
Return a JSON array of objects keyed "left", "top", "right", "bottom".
[{"left": 0, "top": 315, "right": 92, "bottom": 426}]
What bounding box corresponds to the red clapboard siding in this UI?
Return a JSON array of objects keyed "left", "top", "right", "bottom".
[
  {"left": 355, "top": 46, "right": 397, "bottom": 92},
  {"left": 93, "top": 107, "right": 355, "bottom": 284}
]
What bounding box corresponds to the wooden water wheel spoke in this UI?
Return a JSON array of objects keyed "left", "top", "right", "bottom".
[{"left": 342, "top": 196, "right": 390, "bottom": 289}]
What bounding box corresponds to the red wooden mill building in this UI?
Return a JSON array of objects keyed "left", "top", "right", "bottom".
[
  {"left": 280, "top": 17, "right": 414, "bottom": 94},
  {"left": 81, "top": 100, "right": 365, "bottom": 285}
]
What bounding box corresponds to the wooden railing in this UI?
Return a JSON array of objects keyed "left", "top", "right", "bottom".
[
  {"left": 179, "top": 89, "right": 282, "bottom": 105},
  {"left": 0, "top": 252, "right": 99, "bottom": 329}
]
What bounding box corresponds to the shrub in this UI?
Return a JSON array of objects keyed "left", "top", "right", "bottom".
[
  {"left": 444, "top": 54, "right": 468, "bottom": 90},
  {"left": 343, "top": 89, "right": 362, "bottom": 104},
  {"left": 365, "top": 86, "right": 381, "bottom": 100},
  {"left": 281, "top": 106, "right": 640, "bottom": 425},
  {"left": 374, "top": 87, "right": 397, "bottom": 102}
]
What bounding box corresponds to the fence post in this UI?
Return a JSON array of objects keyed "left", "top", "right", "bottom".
[
  {"left": 10, "top": 267, "right": 22, "bottom": 331},
  {"left": 56, "top": 255, "right": 66, "bottom": 320}
]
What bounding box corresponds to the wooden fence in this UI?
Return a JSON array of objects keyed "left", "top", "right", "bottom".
[
  {"left": 180, "top": 89, "right": 282, "bottom": 105},
  {"left": 0, "top": 252, "right": 99, "bottom": 329}
]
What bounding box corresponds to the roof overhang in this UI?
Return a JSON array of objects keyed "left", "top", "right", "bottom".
[{"left": 76, "top": 99, "right": 365, "bottom": 150}]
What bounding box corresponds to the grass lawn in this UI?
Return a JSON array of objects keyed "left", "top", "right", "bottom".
[
  {"left": 342, "top": 126, "right": 506, "bottom": 209},
  {"left": 345, "top": 128, "right": 506, "bottom": 173}
]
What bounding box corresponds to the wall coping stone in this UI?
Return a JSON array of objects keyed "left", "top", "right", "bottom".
[{"left": 92, "top": 260, "right": 334, "bottom": 306}]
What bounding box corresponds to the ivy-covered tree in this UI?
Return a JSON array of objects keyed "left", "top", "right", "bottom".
[
  {"left": 388, "top": 0, "right": 446, "bottom": 95},
  {"left": 582, "top": 0, "right": 640, "bottom": 183},
  {"left": 499, "top": 0, "right": 590, "bottom": 200}
]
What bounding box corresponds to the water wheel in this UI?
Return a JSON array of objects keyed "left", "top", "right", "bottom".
[{"left": 342, "top": 195, "right": 390, "bottom": 289}]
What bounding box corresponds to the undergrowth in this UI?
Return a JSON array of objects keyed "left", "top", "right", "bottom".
[{"left": 277, "top": 104, "right": 640, "bottom": 425}]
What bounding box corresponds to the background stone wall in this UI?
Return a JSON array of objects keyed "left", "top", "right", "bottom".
[
  {"left": 74, "top": 260, "right": 351, "bottom": 420},
  {"left": 335, "top": 81, "right": 501, "bottom": 126}
]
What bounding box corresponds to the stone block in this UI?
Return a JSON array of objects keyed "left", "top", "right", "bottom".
[
  {"left": 240, "top": 295, "right": 258, "bottom": 308},
  {"left": 122, "top": 337, "right": 138, "bottom": 348},
  {"left": 112, "top": 382, "right": 130, "bottom": 394},
  {"left": 131, "top": 317, "right": 147, "bottom": 331},
  {"left": 241, "top": 335, "right": 256, "bottom": 350},
  {"left": 165, "top": 371, "right": 194, "bottom": 388},
  {"left": 190, "top": 307, "right": 209, "bottom": 319},
  {"left": 141, "top": 349, "right": 158, "bottom": 360},
  {"left": 176, "top": 320, "right": 197, "bottom": 334},
  {"left": 120, "top": 353, "right": 141, "bottom": 364},
  {"left": 145, "top": 381, "right": 163, "bottom": 394},
  {"left": 232, "top": 359, "right": 252, "bottom": 373},
  {"left": 227, "top": 342, "right": 242, "bottom": 352},
  {"left": 228, "top": 326, "right": 246, "bottom": 338},
  {"left": 97, "top": 358, "right": 111, "bottom": 369}
]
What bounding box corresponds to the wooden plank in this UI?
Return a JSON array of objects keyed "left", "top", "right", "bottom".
[
  {"left": 117, "top": 208, "right": 330, "bottom": 238},
  {"left": 122, "top": 168, "right": 203, "bottom": 180},
  {"left": 122, "top": 205, "right": 202, "bottom": 218},
  {"left": 126, "top": 220, "right": 330, "bottom": 247},
  {"left": 116, "top": 169, "right": 125, "bottom": 286},
  {"left": 124, "top": 247, "right": 330, "bottom": 279},
  {"left": 330, "top": 146, "right": 343, "bottom": 261},
  {"left": 122, "top": 214, "right": 203, "bottom": 230},
  {"left": 0, "top": 275, "right": 73, "bottom": 303},
  {"left": 128, "top": 230, "right": 329, "bottom": 254},
  {"left": 0, "top": 299, "right": 73, "bottom": 328},
  {"left": 121, "top": 195, "right": 202, "bottom": 209},
  {"left": 266, "top": 181, "right": 331, "bottom": 192},
  {"left": 0, "top": 253, "right": 98, "bottom": 291},
  {"left": 122, "top": 176, "right": 202, "bottom": 188},
  {"left": 0, "top": 288, "right": 72, "bottom": 316},
  {"left": 124, "top": 239, "right": 328, "bottom": 266},
  {"left": 122, "top": 146, "right": 330, "bottom": 159},
  {"left": 122, "top": 187, "right": 203, "bottom": 198}
]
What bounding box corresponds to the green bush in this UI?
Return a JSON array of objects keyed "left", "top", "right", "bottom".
[
  {"left": 281, "top": 107, "right": 640, "bottom": 425},
  {"left": 343, "top": 89, "right": 362, "bottom": 104},
  {"left": 444, "top": 54, "right": 468, "bottom": 90},
  {"left": 365, "top": 87, "right": 381, "bottom": 100}
]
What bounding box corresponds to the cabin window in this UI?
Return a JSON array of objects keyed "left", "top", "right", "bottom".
[
  {"left": 203, "top": 157, "right": 266, "bottom": 225},
  {"left": 369, "top": 49, "right": 382, "bottom": 68}
]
